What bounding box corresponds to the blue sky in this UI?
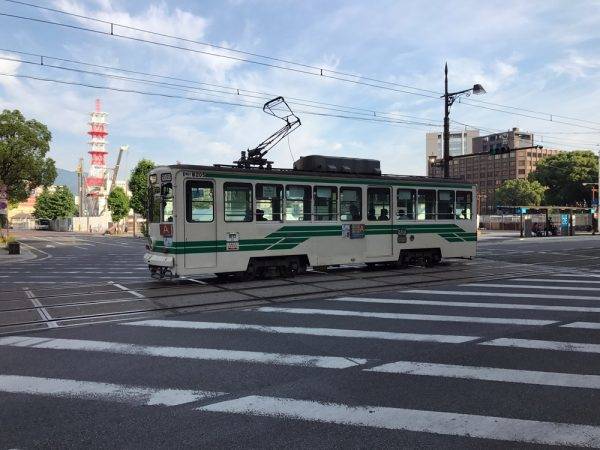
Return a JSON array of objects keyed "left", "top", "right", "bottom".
[{"left": 0, "top": 0, "right": 599, "bottom": 179}]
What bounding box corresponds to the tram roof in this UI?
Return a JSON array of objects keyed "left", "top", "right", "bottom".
[{"left": 159, "top": 164, "right": 475, "bottom": 189}]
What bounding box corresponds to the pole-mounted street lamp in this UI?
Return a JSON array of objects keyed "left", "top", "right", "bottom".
[{"left": 443, "top": 63, "right": 486, "bottom": 178}]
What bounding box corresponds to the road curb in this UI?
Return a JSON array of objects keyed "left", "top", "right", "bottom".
[{"left": 0, "top": 246, "right": 38, "bottom": 264}]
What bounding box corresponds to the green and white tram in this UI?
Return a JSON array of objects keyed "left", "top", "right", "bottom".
[{"left": 144, "top": 155, "right": 477, "bottom": 280}]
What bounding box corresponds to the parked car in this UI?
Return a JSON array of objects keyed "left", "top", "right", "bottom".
[{"left": 35, "top": 218, "right": 50, "bottom": 230}]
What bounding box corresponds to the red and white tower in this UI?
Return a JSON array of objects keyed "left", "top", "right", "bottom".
[{"left": 85, "top": 99, "right": 109, "bottom": 215}]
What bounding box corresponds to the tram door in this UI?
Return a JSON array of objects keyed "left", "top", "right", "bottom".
[
  {"left": 366, "top": 187, "right": 394, "bottom": 258},
  {"left": 184, "top": 179, "right": 217, "bottom": 269}
]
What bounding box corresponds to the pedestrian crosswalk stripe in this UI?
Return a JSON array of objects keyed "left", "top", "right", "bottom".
[
  {"left": 257, "top": 306, "right": 556, "bottom": 326},
  {"left": 333, "top": 297, "right": 600, "bottom": 313},
  {"left": 197, "top": 395, "right": 600, "bottom": 447},
  {"left": 0, "top": 336, "right": 365, "bottom": 369},
  {"left": 406, "top": 289, "right": 600, "bottom": 301},
  {"left": 464, "top": 283, "right": 600, "bottom": 292},
  {"left": 511, "top": 278, "right": 600, "bottom": 285},
  {"left": 366, "top": 361, "right": 600, "bottom": 389},
  {"left": 481, "top": 338, "right": 600, "bottom": 354},
  {"left": 125, "top": 320, "right": 478, "bottom": 344},
  {"left": 548, "top": 273, "right": 600, "bottom": 279},
  {"left": 0, "top": 374, "right": 224, "bottom": 406},
  {"left": 562, "top": 322, "right": 600, "bottom": 330}
]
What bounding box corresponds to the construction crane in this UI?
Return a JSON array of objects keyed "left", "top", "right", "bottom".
[{"left": 109, "top": 145, "right": 128, "bottom": 193}]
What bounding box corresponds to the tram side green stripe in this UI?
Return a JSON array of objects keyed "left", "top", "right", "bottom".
[{"left": 151, "top": 223, "right": 475, "bottom": 253}]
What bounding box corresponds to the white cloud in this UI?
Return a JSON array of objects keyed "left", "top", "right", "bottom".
[{"left": 550, "top": 51, "right": 600, "bottom": 78}]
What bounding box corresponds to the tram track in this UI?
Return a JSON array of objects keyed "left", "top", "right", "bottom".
[
  {"left": 0, "top": 261, "right": 476, "bottom": 298},
  {"left": 0, "top": 259, "right": 555, "bottom": 335}
]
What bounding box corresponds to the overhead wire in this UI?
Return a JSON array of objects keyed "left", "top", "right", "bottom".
[
  {"left": 0, "top": 10, "right": 440, "bottom": 100},
  {"left": 450, "top": 119, "right": 600, "bottom": 149},
  {"left": 2, "top": 0, "right": 442, "bottom": 95},
  {"left": 4, "top": 0, "right": 600, "bottom": 130},
  {"left": 0, "top": 72, "right": 441, "bottom": 130},
  {"left": 0, "top": 49, "right": 443, "bottom": 125},
  {"left": 2, "top": 2, "right": 599, "bottom": 148}
]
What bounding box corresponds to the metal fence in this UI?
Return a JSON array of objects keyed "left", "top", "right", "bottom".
[{"left": 479, "top": 214, "right": 593, "bottom": 231}]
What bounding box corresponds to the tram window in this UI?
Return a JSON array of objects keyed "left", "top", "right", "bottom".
[
  {"left": 149, "top": 186, "right": 161, "bottom": 223},
  {"left": 224, "top": 183, "right": 253, "bottom": 222},
  {"left": 186, "top": 180, "right": 214, "bottom": 222},
  {"left": 314, "top": 186, "right": 338, "bottom": 221},
  {"left": 161, "top": 183, "right": 174, "bottom": 222},
  {"left": 396, "top": 189, "right": 416, "bottom": 220},
  {"left": 438, "top": 190, "right": 455, "bottom": 220},
  {"left": 256, "top": 184, "right": 283, "bottom": 221},
  {"left": 456, "top": 191, "right": 473, "bottom": 220},
  {"left": 285, "top": 185, "right": 311, "bottom": 221},
  {"left": 417, "top": 189, "right": 436, "bottom": 220},
  {"left": 367, "top": 188, "right": 390, "bottom": 221},
  {"left": 340, "top": 187, "right": 362, "bottom": 221}
]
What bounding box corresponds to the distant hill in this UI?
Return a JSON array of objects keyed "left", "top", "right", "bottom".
[{"left": 54, "top": 168, "right": 79, "bottom": 194}]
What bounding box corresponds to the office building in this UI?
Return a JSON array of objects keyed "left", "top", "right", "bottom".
[
  {"left": 425, "top": 129, "right": 479, "bottom": 170},
  {"left": 428, "top": 128, "right": 560, "bottom": 214}
]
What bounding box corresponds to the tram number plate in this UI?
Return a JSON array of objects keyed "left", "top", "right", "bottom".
[
  {"left": 226, "top": 232, "right": 240, "bottom": 251},
  {"left": 397, "top": 229, "right": 407, "bottom": 243}
]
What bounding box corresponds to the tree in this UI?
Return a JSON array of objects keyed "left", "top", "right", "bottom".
[
  {"left": 107, "top": 187, "right": 130, "bottom": 223},
  {"left": 0, "top": 109, "right": 56, "bottom": 202},
  {"left": 529, "top": 151, "right": 598, "bottom": 205},
  {"left": 128, "top": 159, "right": 155, "bottom": 215},
  {"left": 33, "top": 186, "right": 76, "bottom": 220},
  {"left": 495, "top": 179, "right": 546, "bottom": 206}
]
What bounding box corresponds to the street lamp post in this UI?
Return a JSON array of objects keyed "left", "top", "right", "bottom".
[{"left": 443, "top": 63, "right": 486, "bottom": 178}]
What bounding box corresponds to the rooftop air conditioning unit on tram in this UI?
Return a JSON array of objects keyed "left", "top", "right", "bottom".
[{"left": 293, "top": 155, "right": 381, "bottom": 175}]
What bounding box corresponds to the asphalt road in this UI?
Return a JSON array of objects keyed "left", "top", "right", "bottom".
[{"left": 2, "top": 231, "right": 600, "bottom": 448}]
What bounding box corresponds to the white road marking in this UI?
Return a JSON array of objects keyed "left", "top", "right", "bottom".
[
  {"left": 0, "top": 336, "right": 365, "bottom": 369},
  {"left": 332, "top": 297, "right": 600, "bottom": 313},
  {"left": 24, "top": 288, "right": 58, "bottom": 329},
  {"left": 464, "top": 283, "right": 600, "bottom": 292},
  {"left": 125, "top": 320, "right": 478, "bottom": 344},
  {"left": 481, "top": 338, "right": 600, "bottom": 354},
  {"left": 17, "top": 241, "right": 51, "bottom": 261},
  {"left": 181, "top": 277, "right": 207, "bottom": 285},
  {"left": 197, "top": 395, "right": 600, "bottom": 447},
  {"left": 112, "top": 282, "right": 146, "bottom": 299},
  {"left": 257, "top": 306, "right": 556, "bottom": 326},
  {"left": 0, "top": 375, "right": 223, "bottom": 406},
  {"left": 551, "top": 273, "right": 600, "bottom": 279},
  {"left": 511, "top": 278, "right": 600, "bottom": 285},
  {"left": 366, "top": 360, "right": 600, "bottom": 389},
  {"left": 405, "top": 289, "right": 600, "bottom": 301},
  {"left": 25, "top": 276, "right": 148, "bottom": 280},
  {"left": 562, "top": 322, "right": 600, "bottom": 330}
]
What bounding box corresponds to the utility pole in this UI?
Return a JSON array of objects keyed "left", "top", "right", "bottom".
[
  {"left": 442, "top": 63, "right": 486, "bottom": 178},
  {"left": 76, "top": 157, "right": 84, "bottom": 218},
  {"left": 443, "top": 64, "right": 450, "bottom": 178},
  {"left": 597, "top": 150, "right": 600, "bottom": 234}
]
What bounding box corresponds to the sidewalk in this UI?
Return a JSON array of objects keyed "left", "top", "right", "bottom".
[{"left": 0, "top": 245, "right": 37, "bottom": 264}]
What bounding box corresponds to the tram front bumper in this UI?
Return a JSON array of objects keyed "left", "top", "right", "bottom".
[{"left": 144, "top": 252, "right": 174, "bottom": 268}]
